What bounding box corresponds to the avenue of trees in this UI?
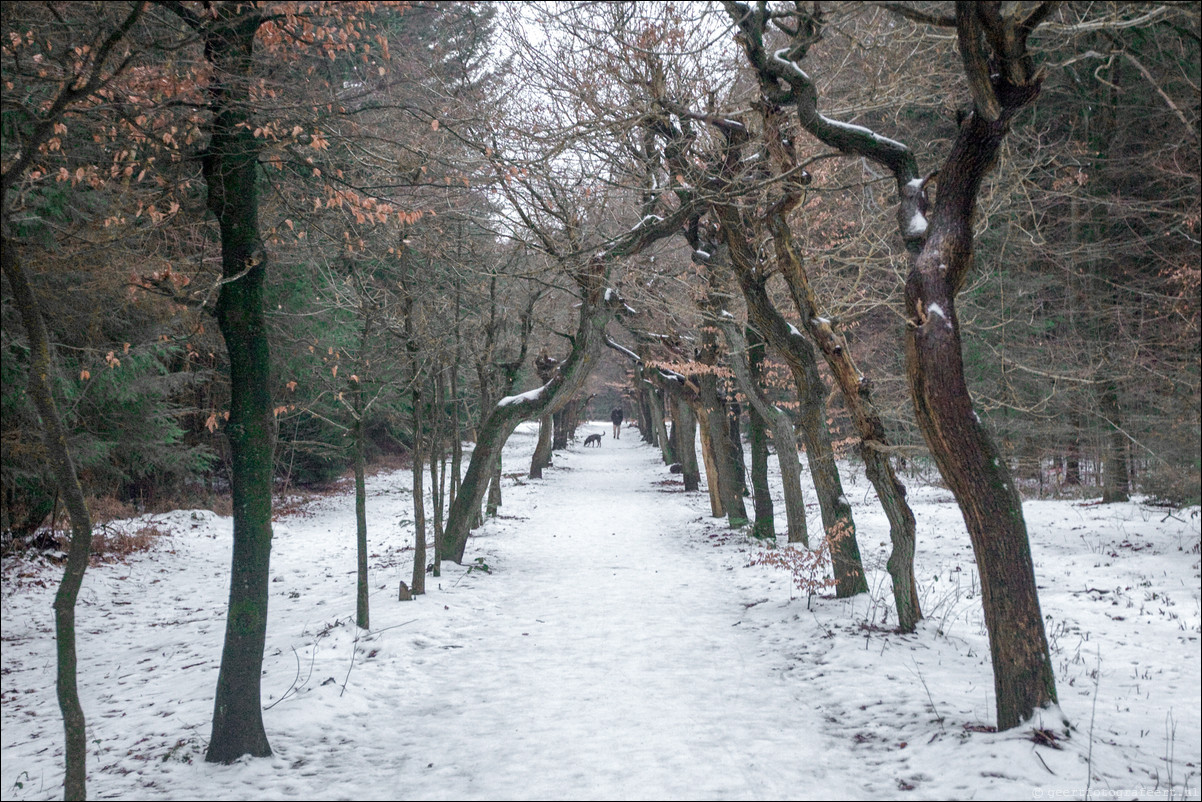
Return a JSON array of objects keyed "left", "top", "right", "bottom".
[{"left": 2, "top": 2, "right": 1197, "bottom": 798}]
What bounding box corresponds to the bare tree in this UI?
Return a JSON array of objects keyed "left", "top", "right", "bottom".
[{"left": 723, "top": 0, "right": 1062, "bottom": 728}]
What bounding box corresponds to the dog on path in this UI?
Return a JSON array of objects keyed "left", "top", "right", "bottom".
[{"left": 583, "top": 433, "right": 602, "bottom": 447}]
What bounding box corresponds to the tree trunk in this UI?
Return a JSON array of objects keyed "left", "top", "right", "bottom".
[
  {"left": 726, "top": 400, "right": 748, "bottom": 497},
  {"left": 411, "top": 379, "right": 427, "bottom": 596},
  {"left": 201, "top": 9, "right": 274, "bottom": 763},
  {"left": 485, "top": 452, "right": 502, "bottom": 518},
  {"left": 698, "top": 295, "right": 748, "bottom": 526},
  {"left": 641, "top": 386, "right": 656, "bottom": 444},
  {"left": 721, "top": 322, "right": 809, "bottom": 545},
  {"left": 529, "top": 414, "right": 553, "bottom": 478},
  {"left": 353, "top": 412, "right": 369, "bottom": 629},
  {"left": 672, "top": 397, "right": 701, "bottom": 492},
  {"left": 3, "top": 240, "right": 96, "bottom": 800},
  {"left": 903, "top": 8, "right": 1058, "bottom": 726},
  {"left": 696, "top": 408, "right": 725, "bottom": 517},
  {"left": 733, "top": 263, "right": 864, "bottom": 591},
  {"left": 765, "top": 199, "right": 920, "bottom": 628},
  {"left": 1100, "top": 385, "right": 1130, "bottom": 502},
  {"left": 647, "top": 382, "right": 674, "bottom": 465},
  {"left": 1065, "top": 426, "right": 1081, "bottom": 487},
  {"left": 552, "top": 409, "right": 568, "bottom": 450},
  {"left": 906, "top": 295, "right": 1057, "bottom": 727},
  {"left": 443, "top": 271, "right": 629, "bottom": 563},
  {"left": 747, "top": 401, "right": 774, "bottom": 540},
  {"left": 430, "top": 373, "right": 446, "bottom": 578}
]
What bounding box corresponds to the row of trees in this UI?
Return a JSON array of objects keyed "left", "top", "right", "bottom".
[{"left": 2, "top": 2, "right": 1197, "bottom": 798}]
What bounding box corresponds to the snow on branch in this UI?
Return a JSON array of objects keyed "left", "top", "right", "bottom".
[{"left": 497, "top": 384, "right": 548, "bottom": 408}]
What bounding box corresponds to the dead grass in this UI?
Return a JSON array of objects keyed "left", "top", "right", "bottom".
[
  {"left": 89, "top": 522, "right": 170, "bottom": 563},
  {"left": 85, "top": 495, "right": 137, "bottom": 524}
]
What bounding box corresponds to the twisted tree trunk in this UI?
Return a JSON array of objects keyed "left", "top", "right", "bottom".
[
  {"left": 3, "top": 241, "right": 96, "bottom": 799},
  {"left": 901, "top": 2, "right": 1059, "bottom": 731}
]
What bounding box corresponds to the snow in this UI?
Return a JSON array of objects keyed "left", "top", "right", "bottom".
[
  {"left": 496, "top": 384, "right": 546, "bottom": 407},
  {"left": 818, "top": 115, "right": 909, "bottom": 151},
  {"left": 787, "top": 322, "right": 803, "bottom": 338},
  {"left": 605, "top": 337, "right": 641, "bottom": 363},
  {"left": 905, "top": 209, "right": 928, "bottom": 238},
  {"left": 772, "top": 47, "right": 809, "bottom": 81},
  {"left": 3, "top": 426, "right": 1200, "bottom": 800},
  {"left": 763, "top": 51, "right": 912, "bottom": 153}
]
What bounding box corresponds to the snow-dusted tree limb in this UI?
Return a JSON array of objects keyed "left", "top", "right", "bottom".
[{"left": 722, "top": 0, "right": 930, "bottom": 252}]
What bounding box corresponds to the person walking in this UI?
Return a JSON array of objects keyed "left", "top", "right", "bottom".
[{"left": 610, "top": 406, "right": 624, "bottom": 439}]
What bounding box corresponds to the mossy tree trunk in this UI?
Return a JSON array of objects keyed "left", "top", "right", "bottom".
[
  {"left": 193, "top": 5, "right": 275, "bottom": 764},
  {"left": 1100, "top": 384, "right": 1130, "bottom": 502},
  {"left": 410, "top": 389, "right": 426, "bottom": 596},
  {"left": 552, "top": 409, "right": 568, "bottom": 450},
  {"left": 647, "top": 383, "right": 674, "bottom": 465},
  {"left": 0, "top": 7, "right": 144, "bottom": 793},
  {"left": 747, "top": 401, "right": 774, "bottom": 540},
  {"left": 697, "top": 289, "right": 748, "bottom": 527},
  {"left": 353, "top": 405, "right": 369, "bottom": 629},
  {"left": 3, "top": 241, "right": 97, "bottom": 798}
]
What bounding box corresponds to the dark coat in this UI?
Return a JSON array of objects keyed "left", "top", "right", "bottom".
[{"left": 610, "top": 407, "right": 624, "bottom": 425}]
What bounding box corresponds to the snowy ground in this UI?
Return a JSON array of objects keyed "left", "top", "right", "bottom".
[{"left": 2, "top": 423, "right": 1199, "bottom": 801}]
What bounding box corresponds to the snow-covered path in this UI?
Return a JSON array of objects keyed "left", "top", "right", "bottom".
[{"left": 385, "top": 430, "right": 828, "bottom": 799}]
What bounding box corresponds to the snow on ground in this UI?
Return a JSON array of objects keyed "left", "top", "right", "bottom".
[{"left": 2, "top": 422, "right": 1199, "bottom": 800}]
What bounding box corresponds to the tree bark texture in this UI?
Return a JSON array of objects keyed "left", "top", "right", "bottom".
[
  {"left": 201, "top": 8, "right": 274, "bottom": 763},
  {"left": 671, "top": 397, "right": 701, "bottom": 492},
  {"left": 646, "top": 382, "right": 674, "bottom": 464},
  {"left": 697, "top": 292, "right": 748, "bottom": 527},
  {"left": 529, "top": 414, "right": 553, "bottom": 479},
  {"left": 726, "top": 401, "right": 748, "bottom": 497},
  {"left": 696, "top": 408, "right": 725, "bottom": 517},
  {"left": 698, "top": 375, "right": 746, "bottom": 525},
  {"left": 552, "top": 409, "right": 568, "bottom": 451},
  {"left": 747, "top": 401, "right": 774, "bottom": 540},
  {"left": 1101, "top": 385, "right": 1130, "bottom": 502},
  {"left": 3, "top": 241, "right": 95, "bottom": 800},
  {"left": 354, "top": 413, "right": 369, "bottom": 629},
  {"left": 411, "top": 382, "right": 427, "bottom": 596},
  {"left": 902, "top": 3, "right": 1058, "bottom": 729}
]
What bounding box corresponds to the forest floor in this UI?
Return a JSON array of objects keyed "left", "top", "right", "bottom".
[{"left": 2, "top": 423, "right": 1199, "bottom": 801}]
